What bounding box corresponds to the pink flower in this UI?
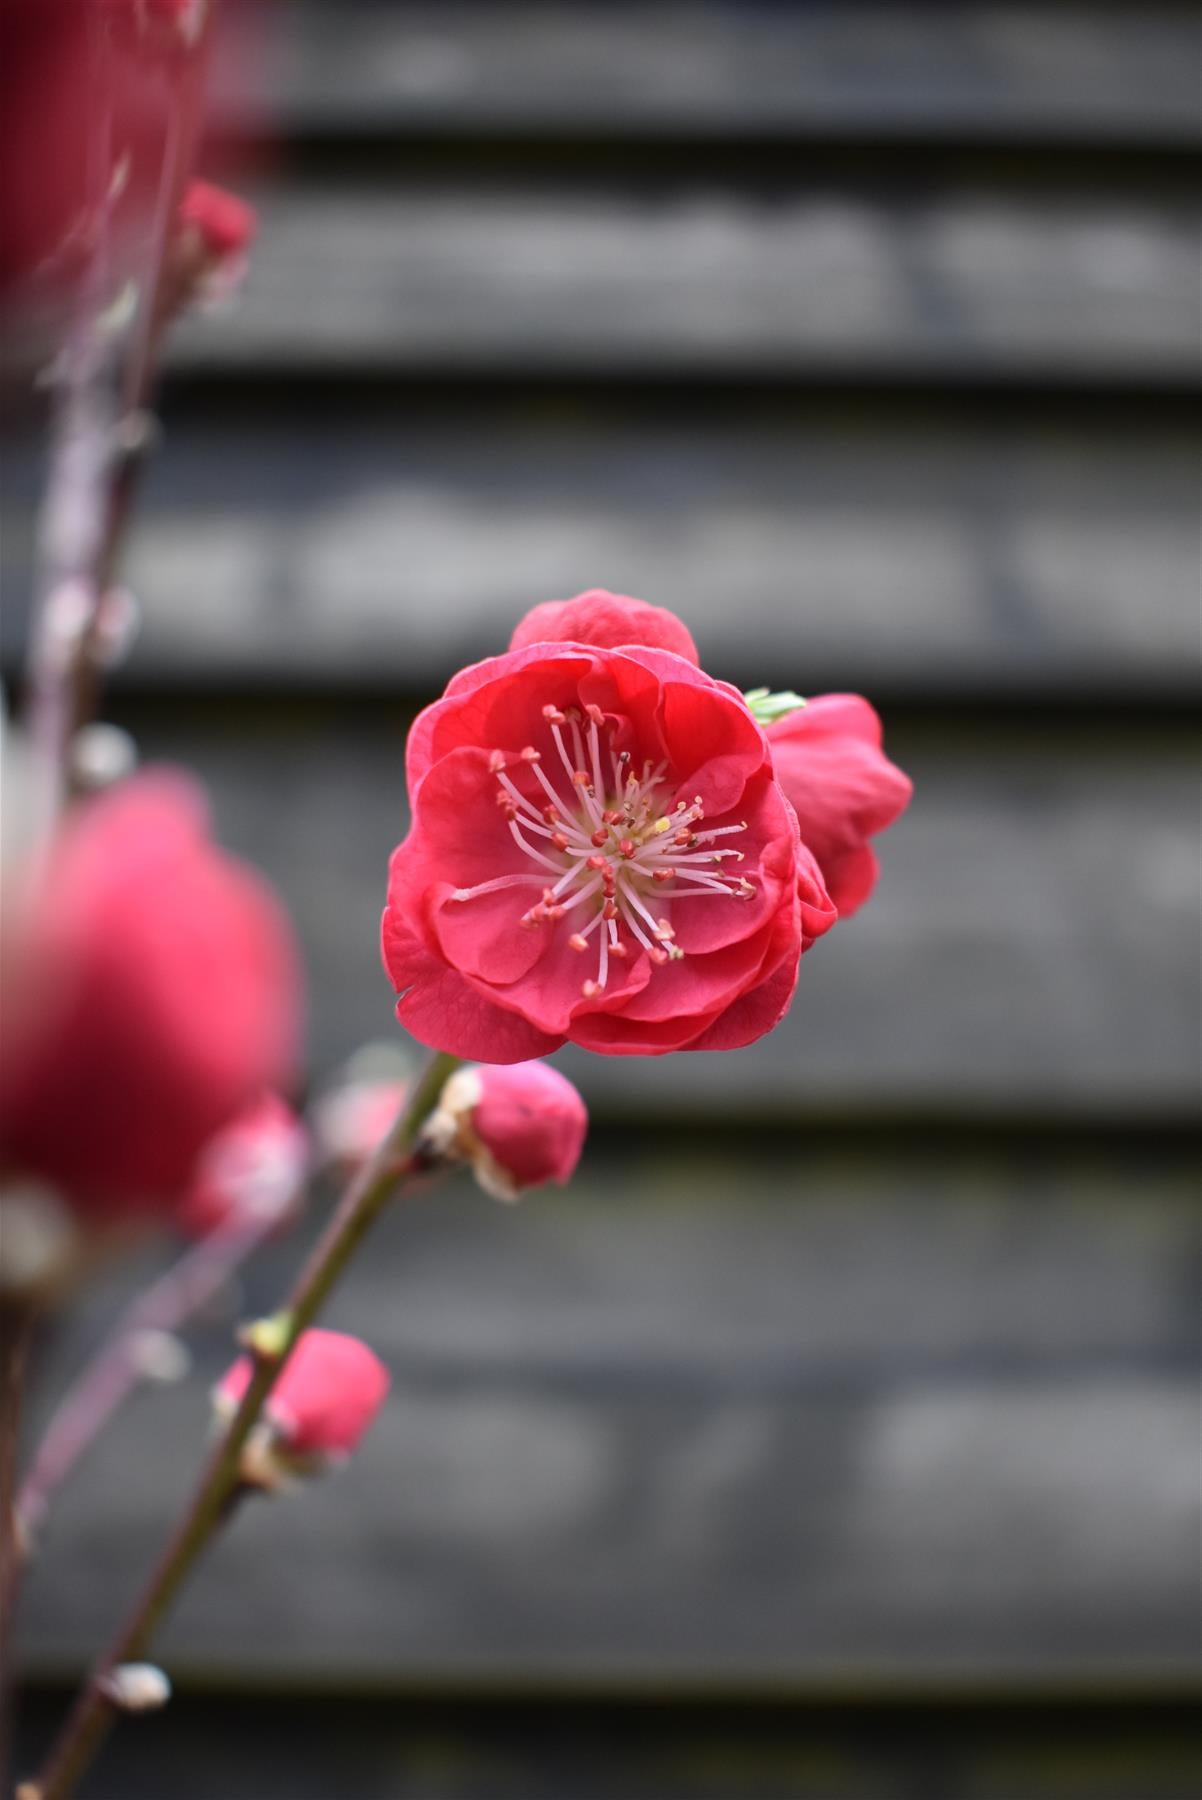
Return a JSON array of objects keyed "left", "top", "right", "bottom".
[
  {"left": 215, "top": 1329, "right": 390, "bottom": 1473},
  {"left": 0, "top": 772, "right": 302, "bottom": 1217},
  {"left": 510, "top": 589, "right": 700, "bottom": 666},
  {"left": 429, "top": 1060, "right": 587, "bottom": 1200},
  {"left": 766, "top": 695, "right": 912, "bottom": 917},
  {"left": 176, "top": 1093, "right": 308, "bottom": 1240},
  {"left": 383, "top": 608, "right": 834, "bottom": 1062}
]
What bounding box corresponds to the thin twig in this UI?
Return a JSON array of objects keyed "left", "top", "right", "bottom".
[
  {"left": 17, "top": 1195, "right": 298, "bottom": 1546},
  {"left": 26, "top": 1051, "right": 460, "bottom": 1800},
  {"left": 23, "top": 9, "right": 217, "bottom": 822}
]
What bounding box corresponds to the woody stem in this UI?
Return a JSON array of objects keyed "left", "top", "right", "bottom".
[
  {"left": 16, "top": 1189, "right": 301, "bottom": 1547},
  {"left": 25, "top": 1050, "right": 460, "bottom": 1800}
]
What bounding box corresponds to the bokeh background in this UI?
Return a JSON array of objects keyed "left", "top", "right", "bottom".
[{"left": 8, "top": 2, "right": 1201, "bottom": 1796}]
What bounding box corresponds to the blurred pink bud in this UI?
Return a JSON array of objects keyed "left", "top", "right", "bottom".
[
  {"left": 313, "top": 1077, "right": 407, "bottom": 1177},
  {"left": 176, "top": 1093, "right": 308, "bottom": 1241},
  {"left": 177, "top": 180, "right": 255, "bottom": 260},
  {"left": 431, "top": 1061, "right": 587, "bottom": 1201},
  {"left": 157, "top": 180, "right": 256, "bottom": 325},
  {"left": 215, "top": 1329, "right": 390, "bottom": 1477},
  {"left": 0, "top": 771, "right": 303, "bottom": 1220}
]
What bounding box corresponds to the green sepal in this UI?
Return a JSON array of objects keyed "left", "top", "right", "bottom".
[
  {"left": 743, "top": 687, "right": 807, "bottom": 724},
  {"left": 239, "top": 1310, "right": 295, "bottom": 1362}
]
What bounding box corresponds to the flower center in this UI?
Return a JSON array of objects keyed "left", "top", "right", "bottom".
[{"left": 452, "top": 703, "right": 755, "bottom": 997}]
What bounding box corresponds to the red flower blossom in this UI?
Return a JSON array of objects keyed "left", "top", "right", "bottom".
[
  {"left": 510, "top": 589, "right": 700, "bottom": 666},
  {"left": 215, "top": 1329, "right": 390, "bottom": 1470},
  {"left": 383, "top": 603, "right": 834, "bottom": 1061},
  {"left": 766, "top": 695, "right": 912, "bottom": 917},
  {"left": 430, "top": 1060, "right": 587, "bottom": 1199},
  {"left": 0, "top": 772, "right": 302, "bottom": 1217},
  {"left": 176, "top": 1092, "right": 308, "bottom": 1240}
]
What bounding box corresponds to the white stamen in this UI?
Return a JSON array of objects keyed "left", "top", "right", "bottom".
[
  {"left": 484, "top": 706, "right": 755, "bottom": 984},
  {"left": 507, "top": 820, "right": 565, "bottom": 872}
]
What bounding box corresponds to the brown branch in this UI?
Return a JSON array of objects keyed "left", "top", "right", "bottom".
[{"left": 24, "top": 1050, "right": 459, "bottom": 1800}]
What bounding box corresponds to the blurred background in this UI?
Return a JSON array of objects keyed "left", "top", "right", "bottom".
[{"left": 6, "top": 2, "right": 1201, "bottom": 1796}]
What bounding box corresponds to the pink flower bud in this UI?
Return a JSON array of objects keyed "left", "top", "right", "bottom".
[
  {"left": 215, "top": 1329, "right": 390, "bottom": 1477},
  {"left": 0, "top": 771, "right": 302, "bottom": 1220},
  {"left": 176, "top": 1093, "right": 308, "bottom": 1240},
  {"left": 431, "top": 1061, "right": 587, "bottom": 1201},
  {"left": 163, "top": 180, "right": 257, "bottom": 316},
  {"left": 177, "top": 180, "right": 256, "bottom": 264}
]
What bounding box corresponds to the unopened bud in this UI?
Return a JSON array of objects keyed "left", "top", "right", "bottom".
[
  {"left": 0, "top": 1183, "right": 77, "bottom": 1298},
  {"left": 71, "top": 723, "right": 138, "bottom": 792},
  {"left": 425, "top": 1061, "right": 587, "bottom": 1202},
  {"left": 163, "top": 181, "right": 257, "bottom": 320},
  {"left": 214, "top": 1329, "right": 390, "bottom": 1485},
  {"left": 98, "top": 1662, "right": 172, "bottom": 1713}
]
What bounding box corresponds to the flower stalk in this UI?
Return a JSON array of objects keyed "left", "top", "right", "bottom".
[{"left": 25, "top": 1050, "right": 460, "bottom": 1800}]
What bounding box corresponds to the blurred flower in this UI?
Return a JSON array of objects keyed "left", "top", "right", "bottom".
[
  {"left": 0, "top": 0, "right": 206, "bottom": 317},
  {"left": 384, "top": 591, "right": 832, "bottom": 1060},
  {"left": 427, "top": 1060, "right": 587, "bottom": 1201},
  {"left": 312, "top": 1076, "right": 407, "bottom": 1178},
  {"left": 0, "top": 0, "right": 100, "bottom": 301},
  {"left": 0, "top": 770, "right": 302, "bottom": 1218},
  {"left": 176, "top": 1092, "right": 308, "bottom": 1240},
  {"left": 215, "top": 1328, "right": 390, "bottom": 1483},
  {"left": 766, "top": 695, "right": 912, "bottom": 916},
  {"left": 510, "top": 588, "right": 700, "bottom": 665}
]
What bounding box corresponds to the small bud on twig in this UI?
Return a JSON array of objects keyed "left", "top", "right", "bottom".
[
  {"left": 96, "top": 1662, "right": 172, "bottom": 1714},
  {"left": 70, "top": 722, "right": 138, "bottom": 791},
  {"left": 0, "top": 1184, "right": 77, "bottom": 1300},
  {"left": 215, "top": 1330, "right": 390, "bottom": 1487},
  {"left": 423, "top": 1061, "right": 587, "bottom": 1202}
]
